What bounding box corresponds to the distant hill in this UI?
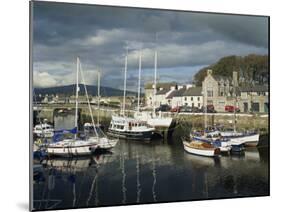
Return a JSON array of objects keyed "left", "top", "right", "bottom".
[
  {"left": 193, "top": 54, "right": 269, "bottom": 86},
  {"left": 34, "top": 84, "right": 137, "bottom": 97}
]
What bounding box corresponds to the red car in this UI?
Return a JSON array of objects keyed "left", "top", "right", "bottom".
[
  {"left": 170, "top": 106, "right": 180, "bottom": 112},
  {"left": 225, "top": 105, "right": 240, "bottom": 112}
]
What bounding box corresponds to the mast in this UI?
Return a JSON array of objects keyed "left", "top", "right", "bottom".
[
  {"left": 204, "top": 80, "right": 207, "bottom": 132},
  {"left": 153, "top": 49, "right": 157, "bottom": 116},
  {"left": 233, "top": 82, "right": 237, "bottom": 133},
  {"left": 153, "top": 33, "right": 158, "bottom": 116},
  {"left": 75, "top": 57, "right": 80, "bottom": 139},
  {"left": 137, "top": 49, "right": 142, "bottom": 112},
  {"left": 122, "top": 47, "right": 128, "bottom": 116},
  {"left": 97, "top": 70, "right": 101, "bottom": 126},
  {"left": 79, "top": 60, "right": 99, "bottom": 138}
]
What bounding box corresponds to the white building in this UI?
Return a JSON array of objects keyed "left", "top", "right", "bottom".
[
  {"left": 170, "top": 87, "right": 203, "bottom": 108},
  {"left": 144, "top": 82, "right": 177, "bottom": 108}
]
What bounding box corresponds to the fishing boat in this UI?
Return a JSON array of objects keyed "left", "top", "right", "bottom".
[
  {"left": 46, "top": 57, "right": 99, "bottom": 156},
  {"left": 182, "top": 140, "right": 220, "bottom": 157},
  {"left": 33, "top": 123, "right": 54, "bottom": 138},
  {"left": 108, "top": 115, "right": 155, "bottom": 140},
  {"left": 108, "top": 47, "right": 155, "bottom": 141}
]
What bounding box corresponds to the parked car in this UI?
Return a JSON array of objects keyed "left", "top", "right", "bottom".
[
  {"left": 180, "top": 105, "right": 193, "bottom": 113},
  {"left": 192, "top": 107, "right": 200, "bottom": 113},
  {"left": 201, "top": 105, "right": 217, "bottom": 113},
  {"left": 170, "top": 106, "right": 180, "bottom": 113},
  {"left": 225, "top": 105, "right": 240, "bottom": 113},
  {"left": 155, "top": 104, "right": 171, "bottom": 112}
]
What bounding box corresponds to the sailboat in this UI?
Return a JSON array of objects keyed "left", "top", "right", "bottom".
[
  {"left": 182, "top": 140, "right": 220, "bottom": 157},
  {"left": 46, "top": 57, "right": 99, "bottom": 156},
  {"left": 78, "top": 64, "right": 118, "bottom": 151},
  {"left": 188, "top": 83, "right": 232, "bottom": 153},
  {"left": 108, "top": 48, "right": 155, "bottom": 141},
  {"left": 134, "top": 44, "right": 172, "bottom": 128},
  {"left": 219, "top": 72, "right": 260, "bottom": 147}
]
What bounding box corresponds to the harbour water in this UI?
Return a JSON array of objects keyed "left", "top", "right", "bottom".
[{"left": 33, "top": 136, "right": 269, "bottom": 210}]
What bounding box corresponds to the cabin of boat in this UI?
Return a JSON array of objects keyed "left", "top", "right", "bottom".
[{"left": 108, "top": 115, "right": 155, "bottom": 141}]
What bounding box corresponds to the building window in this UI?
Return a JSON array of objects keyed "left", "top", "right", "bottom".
[
  {"left": 207, "top": 90, "right": 213, "bottom": 97},
  {"left": 198, "top": 103, "right": 200, "bottom": 108},
  {"left": 197, "top": 97, "right": 200, "bottom": 101},
  {"left": 191, "top": 97, "right": 193, "bottom": 101},
  {"left": 184, "top": 97, "right": 187, "bottom": 101}
]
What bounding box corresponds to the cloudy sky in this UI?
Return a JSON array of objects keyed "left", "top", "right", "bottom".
[{"left": 32, "top": 1, "right": 268, "bottom": 91}]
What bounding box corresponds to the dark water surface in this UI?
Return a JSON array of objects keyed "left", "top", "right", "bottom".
[{"left": 33, "top": 138, "right": 269, "bottom": 210}]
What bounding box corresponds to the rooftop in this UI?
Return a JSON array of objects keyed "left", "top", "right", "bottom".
[
  {"left": 145, "top": 82, "right": 177, "bottom": 90},
  {"left": 238, "top": 85, "right": 269, "bottom": 92}
]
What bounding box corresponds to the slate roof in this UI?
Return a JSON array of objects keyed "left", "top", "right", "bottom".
[
  {"left": 156, "top": 88, "right": 170, "bottom": 95},
  {"left": 238, "top": 85, "right": 268, "bottom": 92},
  {"left": 171, "top": 88, "right": 186, "bottom": 97},
  {"left": 183, "top": 87, "right": 202, "bottom": 96},
  {"left": 166, "top": 87, "right": 203, "bottom": 98},
  {"left": 166, "top": 89, "right": 182, "bottom": 99},
  {"left": 145, "top": 82, "right": 177, "bottom": 89}
]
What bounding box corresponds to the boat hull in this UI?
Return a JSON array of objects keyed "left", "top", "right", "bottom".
[
  {"left": 183, "top": 141, "right": 220, "bottom": 157},
  {"left": 47, "top": 141, "right": 97, "bottom": 157},
  {"left": 227, "top": 133, "right": 260, "bottom": 147},
  {"left": 89, "top": 137, "right": 118, "bottom": 150},
  {"left": 134, "top": 112, "right": 173, "bottom": 127},
  {"left": 107, "top": 129, "right": 153, "bottom": 141}
]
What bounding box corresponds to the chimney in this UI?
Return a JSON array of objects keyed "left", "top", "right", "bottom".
[
  {"left": 207, "top": 69, "right": 213, "bottom": 76},
  {"left": 233, "top": 71, "right": 238, "bottom": 87}
]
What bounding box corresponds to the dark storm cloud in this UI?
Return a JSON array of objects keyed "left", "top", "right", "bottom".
[{"left": 32, "top": 1, "right": 268, "bottom": 88}]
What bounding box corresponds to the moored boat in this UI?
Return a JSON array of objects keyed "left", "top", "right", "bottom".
[
  {"left": 47, "top": 139, "right": 98, "bottom": 156},
  {"left": 33, "top": 123, "right": 54, "bottom": 138},
  {"left": 46, "top": 57, "right": 101, "bottom": 157},
  {"left": 182, "top": 140, "right": 220, "bottom": 157},
  {"left": 108, "top": 115, "right": 155, "bottom": 141},
  {"left": 220, "top": 131, "right": 259, "bottom": 147}
]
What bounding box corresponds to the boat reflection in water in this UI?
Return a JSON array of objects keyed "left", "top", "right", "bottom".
[{"left": 33, "top": 138, "right": 268, "bottom": 210}]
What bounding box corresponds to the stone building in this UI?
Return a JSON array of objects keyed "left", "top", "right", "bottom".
[
  {"left": 237, "top": 85, "right": 269, "bottom": 113},
  {"left": 202, "top": 69, "right": 234, "bottom": 112},
  {"left": 202, "top": 69, "right": 269, "bottom": 113}
]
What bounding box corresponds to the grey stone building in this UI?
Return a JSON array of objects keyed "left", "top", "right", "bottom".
[{"left": 202, "top": 69, "right": 269, "bottom": 113}]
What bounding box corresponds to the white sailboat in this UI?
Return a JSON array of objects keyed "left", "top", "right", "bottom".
[
  {"left": 134, "top": 44, "right": 172, "bottom": 128},
  {"left": 79, "top": 64, "right": 118, "bottom": 151},
  {"left": 108, "top": 47, "right": 155, "bottom": 141},
  {"left": 47, "top": 57, "right": 98, "bottom": 156},
  {"left": 219, "top": 74, "right": 259, "bottom": 147}
]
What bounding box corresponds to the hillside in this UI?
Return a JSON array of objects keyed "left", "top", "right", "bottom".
[
  {"left": 34, "top": 84, "right": 137, "bottom": 97},
  {"left": 193, "top": 54, "right": 269, "bottom": 86}
]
